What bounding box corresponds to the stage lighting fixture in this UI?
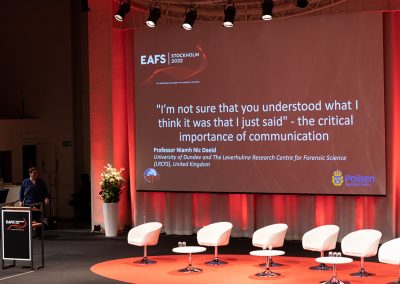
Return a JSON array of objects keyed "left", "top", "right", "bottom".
[
  {"left": 297, "top": 0, "right": 308, "bottom": 8},
  {"left": 182, "top": 8, "right": 197, "bottom": 30},
  {"left": 114, "top": 0, "right": 131, "bottom": 22},
  {"left": 223, "top": 5, "right": 236, "bottom": 28},
  {"left": 146, "top": 7, "right": 161, "bottom": 28},
  {"left": 261, "top": 0, "right": 274, "bottom": 21}
]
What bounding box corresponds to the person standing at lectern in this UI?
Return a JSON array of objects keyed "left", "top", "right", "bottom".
[{"left": 19, "top": 167, "right": 50, "bottom": 238}]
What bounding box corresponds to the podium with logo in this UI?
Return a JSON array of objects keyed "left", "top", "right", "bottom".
[{"left": 1, "top": 202, "right": 44, "bottom": 270}]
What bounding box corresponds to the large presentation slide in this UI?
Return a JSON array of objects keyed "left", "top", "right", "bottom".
[{"left": 134, "top": 13, "right": 386, "bottom": 195}]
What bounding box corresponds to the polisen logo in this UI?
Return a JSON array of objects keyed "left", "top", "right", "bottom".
[
  {"left": 332, "top": 170, "right": 344, "bottom": 186},
  {"left": 331, "top": 170, "right": 376, "bottom": 187}
]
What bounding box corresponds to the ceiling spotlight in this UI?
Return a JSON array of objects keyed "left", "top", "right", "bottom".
[
  {"left": 261, "top": 0, "right": 274, "bottom": 21},
  {"left": 146, "top": 7, "right": 161, "bottom": 28},
  {"left": 182, "top": 8, "right": 197, "bottom": 31},
  {"left": 114, "top": 0, "right": 131, "bottom": 22},
  {"left": 223, "top": 5, "right": 236, "bottom": 28},
  {"left": 297, "top": 0, "right": 308, "bottom": 8}
]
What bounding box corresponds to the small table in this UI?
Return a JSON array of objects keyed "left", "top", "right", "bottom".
[
  {"left": 172, "top": 246, "right": 206, "bottom": 273},
  {"left": 250, "top": 249, "right": 285, "bottom": 277},
  {"left": 316, "top": 256, "right": 353, "bottom": 284}
]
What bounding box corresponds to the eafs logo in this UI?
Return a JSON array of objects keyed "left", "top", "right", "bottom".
[{"left": 140, "top": 54, "right": 166, "bottom": 65}]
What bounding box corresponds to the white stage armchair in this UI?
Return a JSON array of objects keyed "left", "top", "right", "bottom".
[
  {"left": 341, "top": 229, "right": 382, "bottom": 277},
  {"left": 302, "top": 225, "right": 339, "bottom": 270},
  {"left": 252, "top": 223, "right": 288, "bottom": 267},
  {"left": 378, "top": 237, "right": 400, "bottom": 284},
  {"left": 197, "top": 221, "right": 233, "bottom": 265},
  {"left": 127, "top": 222, "right": 162, "bottom": 264}
]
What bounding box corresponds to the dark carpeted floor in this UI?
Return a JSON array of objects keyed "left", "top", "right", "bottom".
[{"left": 0, "top": 223, "right": 379, "bottom": 284}]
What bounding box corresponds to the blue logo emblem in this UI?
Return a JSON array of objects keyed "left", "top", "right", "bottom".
[{"left": 144, "top": 168, "right": 160, "bottom": 183}]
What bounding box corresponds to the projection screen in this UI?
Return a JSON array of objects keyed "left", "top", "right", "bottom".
[{"left": 134, "top": 13, "right": 386, "bottom": 195}]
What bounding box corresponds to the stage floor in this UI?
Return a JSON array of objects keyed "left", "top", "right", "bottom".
[{"left": 91, "top": 254, "right": 397, "bottom": 284}]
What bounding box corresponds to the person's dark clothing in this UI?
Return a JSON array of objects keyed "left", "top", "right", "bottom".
[
  {"left": 19, "top": 178, "right": 49, "bottom": 239},
  {"left": 19, "top": 178, "right": 49, "bottom": 206}
]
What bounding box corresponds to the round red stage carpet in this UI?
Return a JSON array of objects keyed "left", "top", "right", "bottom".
[{"left": 91, "top": 254, "right": 397, "bottom": 283}]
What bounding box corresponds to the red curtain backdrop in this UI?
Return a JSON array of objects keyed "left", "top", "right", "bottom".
[
  {"left": 89, "top": 5, "right": 400, "bottom": 240},
  {"left": 387, "top": 11, "right": 400, "bottom": 235},
  {"left": 88, "top": 0, "right": 113, "bottom": 226},
  {"left": 111, "top": 28, "right": 130, "bottom": 226}
]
